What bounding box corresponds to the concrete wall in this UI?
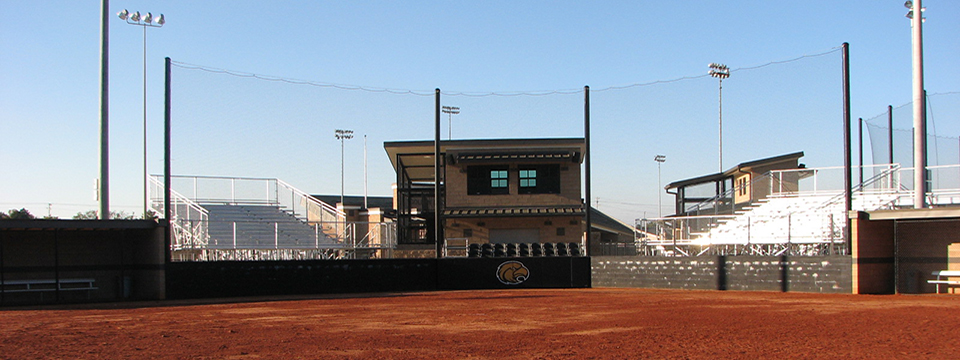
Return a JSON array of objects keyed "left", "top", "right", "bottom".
[{"left": 591, "top": 256, "right": 851, "bottom": 293}]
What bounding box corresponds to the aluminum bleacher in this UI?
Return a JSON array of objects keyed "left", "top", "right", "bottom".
[{"left": 204, "top": 205, "right": 344, "bottom": 249}]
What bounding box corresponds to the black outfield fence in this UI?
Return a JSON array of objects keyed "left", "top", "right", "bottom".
[{"left": 166, "top": 256, "right": 591, "bottom": 300}]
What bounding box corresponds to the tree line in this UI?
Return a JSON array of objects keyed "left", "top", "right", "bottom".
[{"left": 0, "top": 208, "right": 157, "bottom": 220}]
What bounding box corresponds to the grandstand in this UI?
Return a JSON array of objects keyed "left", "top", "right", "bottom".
[
  {"left": 641, "top": 163, "right": 960, "bottom": 257},
  {"left": 149, "top": 175, "right": 396, "bottom": 261}
]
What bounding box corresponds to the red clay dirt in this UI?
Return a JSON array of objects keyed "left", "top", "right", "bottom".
[{"left": 1, "top": 288, "right": 957, "bottom": 359}]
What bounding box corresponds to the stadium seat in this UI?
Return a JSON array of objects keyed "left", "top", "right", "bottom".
[
  {"left": 481, "top": 243, "right": 494, "bottom": 257},
  {"left": 568, "top": 243, "right": 581, "bottom": 256},
  {"left": 531, "top": 243, "right": 543, "bottom": 257},
  {"left": 543, "top": 243, "right": 556, "bottom": 256},
  {"left": 468, "top": 243, "right": 481, "bottom": 257}
]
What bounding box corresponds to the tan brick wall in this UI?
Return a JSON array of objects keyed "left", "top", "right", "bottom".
[
  {"left": 445, "top": 216, "right": 584, "bottom": 244},
  {"left": 445, "top": 162, "right": 581, "bottom": 207},
  {"left": 851, "top": 214, "right": 894, "bottom": 294}
]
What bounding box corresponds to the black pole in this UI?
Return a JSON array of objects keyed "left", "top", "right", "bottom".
[
  {"left": 54, "top": 229, "right": 61, "bottom": 303},
  {"left": 99, "top": 0, "right": 110, "bottom": 219},
  {"left": 434, "top": 88, "right": 442, "bottom": 258},
  {"left": 842, "top": 42, "right": 852, "bottom": 252},
  {"left": 584, "top": 85, "right": 591, "bottom": 256},
  {"left": 859, "top": 117, "right": 863, "bottom": 185},
  {"left": 164, "top": 57, "right": 172, "bottom": 262},
  {"left": 888, "top": 105, "right": 894, "bottom": 165}
]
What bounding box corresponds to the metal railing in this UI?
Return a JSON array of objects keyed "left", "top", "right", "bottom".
[
  {"left": 148, "top": 176, "right": 209, "bottom": 250},
  {"left": 150, "top": 175, "right": 399, "bottom": 261},
  {"left": 639, "top": 164, "right": 908, "bottom": 257}
]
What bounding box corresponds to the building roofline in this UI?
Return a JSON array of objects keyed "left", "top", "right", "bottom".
[
  {"left": 384, "top": 137, "right": 585, "bottom": 149},
  {"left": 666, "top": 151, "right": 804, "bottom": 190}
]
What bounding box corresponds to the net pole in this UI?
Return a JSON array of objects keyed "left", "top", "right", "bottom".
[
  {"left": 434, "top": 88, "right": 443, "bottom": 259},
  {"left": 859, "top": 118, "right": 864, "bottom": 185},
  {"left": 888, "top": 105, "right": 894, "bottom": 165},
  {"left": 584, "top": 85, "right": 591, "bottom": 256},
  {"left": 164, "top": 56, "right": 172, "bottom": 262},
  {"left": 99, "top": 0, "right": 110, "bottom": 219},
  {"left": 842, "top": 42, "right": 852, "bottom": 251}
]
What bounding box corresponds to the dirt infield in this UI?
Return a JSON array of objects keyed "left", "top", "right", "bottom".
[{"left": 1, "top": 288, "right": 958, "bottom": 359}]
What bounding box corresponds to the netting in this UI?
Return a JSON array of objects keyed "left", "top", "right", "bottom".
[
  {"left": 863, "top": 92, "right": 960, "bottom": 168},
  {"left": 167, "top": 46, "right": 844, "bottom": 222}
]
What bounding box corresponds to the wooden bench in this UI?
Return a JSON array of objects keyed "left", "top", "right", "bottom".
[
  {"left": 1, "top": 279, "right": 98, "bottom": 301},
  {"left": 927, "top": 271, "right": 960, "bottom": 294}
]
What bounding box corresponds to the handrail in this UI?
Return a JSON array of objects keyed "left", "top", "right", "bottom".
[
  {"left": 686, "top": 164, "right": 903, "bottom": 215},
  {"left": 276, "top": 178, "right": 345, "bottom": 218},
  {"left": 813, "top": 164, "right": 902, "bottom": 212},
  {"left": 148, "top": 176, "right": 209, "bottom": 216}
]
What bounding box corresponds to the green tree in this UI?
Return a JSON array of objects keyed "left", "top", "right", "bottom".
[
  {"left": 0, "top": 208, "right": 35, "bottom": 219},
  {"left": 73, "top": 210, "right": 99, "bottom": 220},
  {"left": 73, "top": 210, "right": 139, "bottom": 220}
]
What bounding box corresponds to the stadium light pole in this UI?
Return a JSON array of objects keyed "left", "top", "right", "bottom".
[
  {"left": 655, "top": 155, "right": 666, "bottom": 218},
  {"left": 709, "top": 63, "right": 730, "bottom": 173},
  {"left": 118, "top": 9, "right": 165, "bottom": 217},
  {"left": 441, "top": 106, "right": 460, "bottom": 140},
  {"left": 906, "top": 0, "right": 927, "bottom": 208},
  {"left": 335, "top": 129, "right": 354, "bottom": 207}
]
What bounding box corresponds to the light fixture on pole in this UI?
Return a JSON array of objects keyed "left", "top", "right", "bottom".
[
  {"left": 654, "top": 155, "right": 666, "bottom": 218},
  {"left": 905, "top": 0, "right": 927, "bottom": 208},
  {"left": 441, "top": 106, "right": 460, "bottom": 140},
  {"left": 708, "top": 63, "right": 730, "bottom": 173},
  {"left": 118, "top": 8, "right": 165, "bottom": 218},
  {"left": 335, "top": 129, "right": 354, "bottom": 207}
]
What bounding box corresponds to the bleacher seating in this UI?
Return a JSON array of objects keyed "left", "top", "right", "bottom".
[
  {"left": 203, "top": 205, "right": 342, "bottom": 249},
  {"left": 696, "top": 191, "right": 901, "bottom": 245}
]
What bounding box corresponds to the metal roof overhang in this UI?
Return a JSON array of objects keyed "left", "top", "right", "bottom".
[
  {"left": 384, "top": 138, "right": 585, "bottom": 182},
  {"left": 665, "top": 151, "right": 805, "bottom": 190},
  {"left": 444, "top": 205, "right": 585, "bottom": 218}
]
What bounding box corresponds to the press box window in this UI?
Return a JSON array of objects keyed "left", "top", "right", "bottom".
[
  {"left": 519, "top": 170, "right": 537, "bottom": 188},
  {"left": 491, "top": 170, "right": 508, "bottom": 189},
  {"left": 467, "top": 166, "right": 510, "bottom": 195},
  {"left": 518, "top": 165, "right": 561, "bottom": 194}
]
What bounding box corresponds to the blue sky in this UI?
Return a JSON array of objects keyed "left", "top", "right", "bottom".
[{"left": 1, "top": 1, "right": 958, "bottom": 221}]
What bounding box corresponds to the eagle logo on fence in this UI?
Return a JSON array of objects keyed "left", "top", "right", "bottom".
[{"left": 497, "top": 261, "right": 530, "bottom": 285}]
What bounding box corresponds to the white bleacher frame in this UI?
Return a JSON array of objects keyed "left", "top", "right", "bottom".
[
  {"left": 637, "top": 164, "right": 929, "bottom": 257},
  {"left": 150, "top": 175, "right": 397, "bottom": 261}
]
